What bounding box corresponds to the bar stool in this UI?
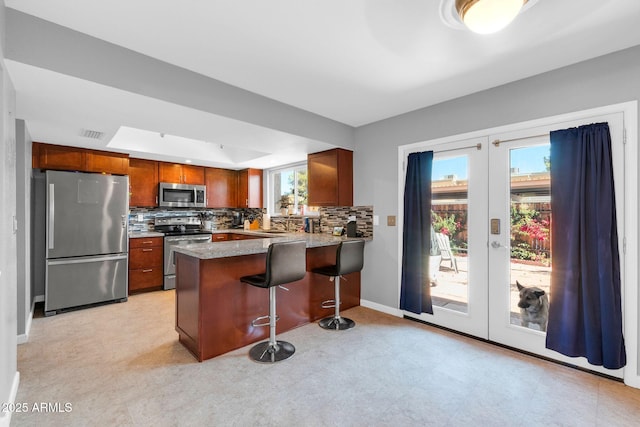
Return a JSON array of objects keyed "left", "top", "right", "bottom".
[
  {"left": 312, "top": 239, "right": 365, "bottom": 330},
  {"left": 240, "top": 240, "right": 307, "bottom": 363}
]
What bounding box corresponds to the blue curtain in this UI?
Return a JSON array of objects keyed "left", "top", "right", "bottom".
[
  {"left": 546, "top": 122, "right": 626, "bottom": 369},
  {"left": 400, "top": 151, "right": 433, "bottom": 315}
]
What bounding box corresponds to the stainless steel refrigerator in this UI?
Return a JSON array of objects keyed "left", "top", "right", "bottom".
[{"left": 44, "top": 170, "right": 129, "bottom": 315}]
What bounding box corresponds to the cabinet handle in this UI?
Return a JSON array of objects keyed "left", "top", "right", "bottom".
[
  {"left": 142, "top": 269, "right": 153, "bottom": 273},
  {"left": 142, "top": 248, "right": 153, "bottom": 252},
  {"left": 142, "top": 241, "right": 154, "bottom": 245}
]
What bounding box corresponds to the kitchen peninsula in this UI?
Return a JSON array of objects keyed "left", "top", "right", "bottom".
[{"left": 172, "top": 231, "right": 365, "bottom": 361}]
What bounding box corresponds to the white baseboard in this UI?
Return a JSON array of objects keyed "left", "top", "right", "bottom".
[
  {"left": 17, "top": 299, "right": 36, "bottom": 344},
  {"left": 0, "top": 372, "right": 20, "bottom": 427},
  {"left": 360, "top": 299, "right": 402, "bottom": 317}
]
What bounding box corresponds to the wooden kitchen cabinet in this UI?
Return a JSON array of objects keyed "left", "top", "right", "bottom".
[
  {"left": 237, "top": 168, "right": 263, "bottom": 208},
  {"left": 159, "top": 162, "right": 205, "bottom": 185},
  {"left": 33, "top": 142, "right": 130, "bottom": 175},
  {"left": 129, "top": 158, "right": 159, "bottom": 207},
  {"left": 205, "top": 167, "right": 237, "bottom": 208},
  {"left": 34, "top": 142, "right": 85, "bottom": 171},
  {"left": 85, "top": 150, "right": 129, "bottom": 175},
  {"left": 211, "top": 233, "right": 262, "bottom": 242},
  {"left": 128, "top": 237, "right": 163, "bottom": 293},
  {"left": 308, "top": 148, "right": 353, "bottom": 206}
]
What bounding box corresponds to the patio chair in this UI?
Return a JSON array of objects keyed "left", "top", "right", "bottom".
[{"left": 435, "top": 232, "right": 458, "bottom": 273}]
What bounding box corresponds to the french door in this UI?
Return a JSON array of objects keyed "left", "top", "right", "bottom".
[{"left": 401, "top": 112, "right": 627, "bottom": 378}]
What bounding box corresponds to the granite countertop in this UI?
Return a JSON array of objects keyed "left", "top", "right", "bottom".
[
  {"left": 172, "top": 230, "right": 368, "bottom": 260},
  {"left": 129, "top": 231, "right": 165, "bottom": 238}
]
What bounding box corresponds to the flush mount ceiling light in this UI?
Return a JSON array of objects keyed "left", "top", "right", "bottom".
[{"left": 440, "top": 0, "right": 538, "bottom": 34}]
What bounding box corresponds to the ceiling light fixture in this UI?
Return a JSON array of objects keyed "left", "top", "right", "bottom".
[
  {"left": 457, "top": 0, "right": 525, "bottom": 34},
  {"left": 440, "top": 0, "right": 537, "bottom": 34}
]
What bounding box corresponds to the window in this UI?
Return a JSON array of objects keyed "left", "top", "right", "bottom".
[{"left": 267, "top": 163, "right": 308, "bottom": 215}]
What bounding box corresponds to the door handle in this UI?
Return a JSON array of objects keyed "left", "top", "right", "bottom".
[
  {"left": 48, "top": 183, "right": 55, "bottom": 250},
  {"left": 491, "top": 241, "right": 506, "bottom": 249}
]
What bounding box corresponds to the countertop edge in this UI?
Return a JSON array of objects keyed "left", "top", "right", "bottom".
[{"left": 173, "top": 232, "right": 370, "bottom": 260}]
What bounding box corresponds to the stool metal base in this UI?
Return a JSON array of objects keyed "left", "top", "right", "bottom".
[
  {"left": 319, "top": 316, "right": 355, "bottom": 330},
  {"left": 249, "top": 340, "right": 295, "bottom": 363}
]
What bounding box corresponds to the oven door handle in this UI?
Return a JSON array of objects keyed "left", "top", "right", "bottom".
[{"left": 165, "top": 235, "right": 211, "bottom": 243}]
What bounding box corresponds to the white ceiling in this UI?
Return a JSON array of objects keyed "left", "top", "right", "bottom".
[{"left": 5, "top": 0, "right": 640, "bottom": 168}]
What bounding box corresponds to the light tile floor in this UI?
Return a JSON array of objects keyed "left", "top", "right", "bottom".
[{"left": 11, "top": 290, "right": 640, "bottom": 426}]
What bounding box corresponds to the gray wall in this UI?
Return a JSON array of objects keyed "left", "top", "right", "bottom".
[
  {"left": 354, "top": 44, "right": 640, "bottom": 308},
  {"left": 0, "top": 0, "right": 19, "bottom": 421},
  {"left": 5, "top": 8, "right": 354, "bottom": 150},
  {"left": 16, "top": 118, "right": 32, "bottom": 340}
]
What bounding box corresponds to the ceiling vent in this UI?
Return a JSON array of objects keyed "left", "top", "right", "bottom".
[{"left": 80, "top": 129, "right": 104, "bottom": 140}]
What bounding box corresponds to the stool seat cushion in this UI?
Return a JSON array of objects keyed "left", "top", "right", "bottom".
[
  {"left": 239, "top": 240, "right": 307, "bottom": 288},
  {"left": 312, "top": 240, "right": 365, "bottom": 277},
  {"left": 311, "top": 265, "right": 340, "bottom": 277},
  {"left": 240, "top": 273, "right": 269, "bottom": 288}
]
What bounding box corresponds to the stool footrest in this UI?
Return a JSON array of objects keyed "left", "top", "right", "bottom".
[
  {"left": 251, "top": 314, "right": 279, "bottom": 327},
  {"left": 321, "top": 299, "right": 338, "bottom": 309}
]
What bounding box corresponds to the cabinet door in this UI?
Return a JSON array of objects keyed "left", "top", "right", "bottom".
[
  {"left": 129, "top": 247, "right": 163, "bottom": 269},
  {"left": 129, "top": 159, "right": 159, "bottom": 207},
  {"left": 238, "top": 168, "right": 263, "bottom": 208},
  {"left": 308, "top": 148, "right": 352, "bottom": 206},
  {"left": 85, "top": 151, "right": 129, "bottom": 175},
  {"left": 205, "top": 168, "right": 237, "bottom": 207},
  {"left": 128, "top": 269, "right": 163, "bottom": 292},
  {"left": 158, "top": 162, "right": 183, "bottom": 183},
  {"left": 211, "top": 233, "right": 230, "bottom": 242},
  {"left": 36, "top": 143, "right": 85, "bottom": 171},
  {"left": 182, "top": 165, "right": 205, "bottom": 185}
]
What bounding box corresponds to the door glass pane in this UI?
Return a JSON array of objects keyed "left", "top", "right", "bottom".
[
  {"left": 509, "top": 145, "right": 551, "bottom": 331},
  {"left": 431, "top": 155, "right": 469, "bottom": 313}
]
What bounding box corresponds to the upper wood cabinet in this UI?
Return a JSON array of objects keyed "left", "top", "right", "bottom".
[
  {"left": 85, "top": 150, "right": 129, "bottom": 175},
  {"left": 308, "top": 148, "right": 353, "bottom": 206},
  {"left": 159, "top": 162, "right": 205, "bottom": 185},
  {"left": 33, "top": 142, "right": 129, "bottom": 175},
  {"left": 237, "top": 168, "right": 263, "bottom": 208},
  {"left": 129, "top": 158, "right": 159, "bottom": 207},
  {"left": 34, "top": 143, "right": 85, "bottom": 171},
  {"left": 205, "top": 167, "right": 237, "bottom": 208}
]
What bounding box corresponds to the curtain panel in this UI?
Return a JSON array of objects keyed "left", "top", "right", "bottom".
[
  {"left": 400, "top": 151, "right": 434, "bottom": 315},
  {"left": 545, "top": 122, "right": 626, "bottom": 369}
]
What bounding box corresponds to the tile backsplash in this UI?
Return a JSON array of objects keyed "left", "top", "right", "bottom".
[{"left": 129, "top": 206, "right": 373, "bottom": 238}]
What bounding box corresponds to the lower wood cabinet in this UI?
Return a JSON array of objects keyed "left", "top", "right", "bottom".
[
  {"left": 129, "top": 237, "right": 163, "bottom": 293},
  {"left": 211, "top": 233, "right": 263, "bottom": 242}
]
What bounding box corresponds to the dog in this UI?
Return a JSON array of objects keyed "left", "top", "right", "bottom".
[{"left": 516, "top": 281, "right": 549, "bottom": 332}]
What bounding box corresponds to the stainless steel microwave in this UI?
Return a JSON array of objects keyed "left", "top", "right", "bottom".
[{"left": 158, "top": 182, "right": 206, "bottom": 208}]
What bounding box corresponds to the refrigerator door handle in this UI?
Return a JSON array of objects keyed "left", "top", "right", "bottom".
[
  {"left": 48, "top": 183, "right": 55, "bottom": 249},
  {"left": 47, "top": 254, "right": 128, "bottom": 266}
]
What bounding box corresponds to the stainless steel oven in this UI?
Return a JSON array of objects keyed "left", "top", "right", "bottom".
[{"left": 163, "top": 234, "right": 211, "bottom": 290}]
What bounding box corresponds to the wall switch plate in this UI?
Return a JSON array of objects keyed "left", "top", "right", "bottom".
[
  {"left": 137, "top": 214, "right": 144, "bottom": 222},
  {"left": 387, "top": 215, "right": 396, "bottom": 226},
  {"left": 348, "top": 215, "right": 356, "bottom": 221},
  {"left": 373, "top": 215, "right": 379, "bottom": 226}
]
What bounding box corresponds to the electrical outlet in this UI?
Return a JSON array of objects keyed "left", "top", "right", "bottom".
[
  {"left": 387, "top": 215, "right": 396, "bottom": 226},
  {"left": 373, "top": 215, "right": 379, "bottom": 226},
  {"left": 137, "top": 214, "right": 144, "bottom": 222}
]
